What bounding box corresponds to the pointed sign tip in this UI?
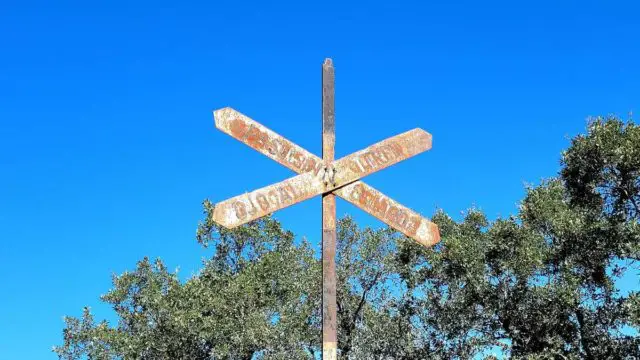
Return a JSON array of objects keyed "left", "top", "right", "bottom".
[
  {"left": 213, "top": 107, "right": 237, "bottom": 129},
  {"left": 413, "top": 128, "right": 433, "bottom": 150},
  {"left": 211, "top": 203, "right": 239, "bottom": 229}
]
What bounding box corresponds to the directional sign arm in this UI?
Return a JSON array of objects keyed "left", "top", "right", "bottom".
[
  {"left": 214, "top": 107, "right": 325, "bottom": 176},
  {"left": 212, "top": 169, "right": 325, "bottom": 229},
  {"left": 337, "top": 182, "right": 440, "bottom": 246}
]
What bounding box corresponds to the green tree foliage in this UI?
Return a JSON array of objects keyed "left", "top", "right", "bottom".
[{"left": 55, "top": 116, "right": 639, "bottom": 359}]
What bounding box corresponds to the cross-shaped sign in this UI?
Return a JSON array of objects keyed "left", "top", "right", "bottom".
[{"left": 211, "top": 59, "right": 440, "bottom": 359}]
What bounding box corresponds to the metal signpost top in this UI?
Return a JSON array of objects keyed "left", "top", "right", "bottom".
[{"left": 211, "top": 59, "right": 440, "bottom": 359}]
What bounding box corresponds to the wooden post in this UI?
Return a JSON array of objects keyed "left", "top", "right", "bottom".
[{"left": 322, "top": 58, "right": 337, "bottom": 360}]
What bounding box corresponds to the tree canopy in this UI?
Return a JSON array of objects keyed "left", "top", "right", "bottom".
[{"left": 55, "top": 116, "right": 639, "bottom": 359}]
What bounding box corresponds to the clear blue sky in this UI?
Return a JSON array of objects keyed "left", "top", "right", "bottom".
[{"left": 1, "top": 1, "right": 638, "bottom": 358}]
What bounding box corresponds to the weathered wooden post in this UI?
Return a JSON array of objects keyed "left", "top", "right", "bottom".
[{"left": 321, "top": 58, "right": 337, "bottom": 360}]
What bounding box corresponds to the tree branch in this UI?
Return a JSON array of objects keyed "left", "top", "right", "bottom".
[
  {"left": 576, "top": 308, "right": 595, "bottom": 360},
  {"left": 352, "top": 272, "right": 382, "bottom": 326}
]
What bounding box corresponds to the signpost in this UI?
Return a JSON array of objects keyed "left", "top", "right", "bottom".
[{"left": 211, "top": 59, "right": 440, "bottom": 359}]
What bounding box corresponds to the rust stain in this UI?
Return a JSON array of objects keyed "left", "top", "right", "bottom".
[{"left": 331, "top": 128, "right": 431, "bottom": 186}]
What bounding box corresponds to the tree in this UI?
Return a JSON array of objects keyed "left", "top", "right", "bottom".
[
  {"left": 56, "top": 215, "right": 321, "bottom": 359},
  {"left": 55, "top": 116, "right": 639, "bottom": 359}
]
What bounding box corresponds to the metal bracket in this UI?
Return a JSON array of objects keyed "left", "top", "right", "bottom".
[{"left": 322, "top": 165, "right": 338, "bottom": 188}]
